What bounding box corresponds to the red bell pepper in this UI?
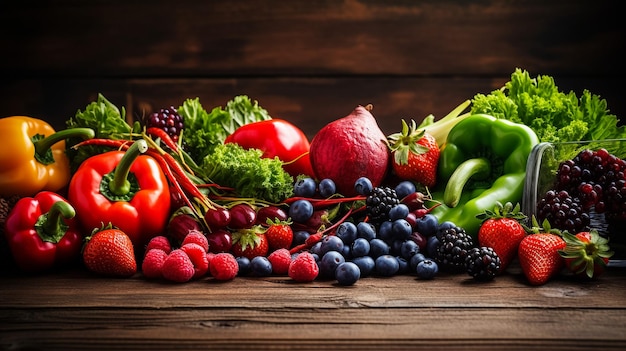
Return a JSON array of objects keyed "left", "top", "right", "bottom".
[
  {"left": 68, "top": 139, "right": 171, "bottom": 247},
  {"left": 4, "top": 191, "right": 83, "bottom": 272},
  {"left": 224, "top": 119, "right": 315, "bottom": 178}
]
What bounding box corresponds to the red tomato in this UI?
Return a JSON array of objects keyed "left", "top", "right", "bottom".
[{"left": 224, "top": 119, "right": 314, "bottom": 178}]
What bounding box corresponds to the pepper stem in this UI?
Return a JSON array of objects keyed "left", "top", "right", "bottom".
[
  {"left": 109, "top": 139, "right": 148, "bottom": 196},
  {"left": 33, "top": 128, "right": 95, "bottom": 165},
  {"left": 443, "top": 158, "right": 491, "bottom": 208},
  {"left": 36, "top": 201, "right": 76, "bottom": 243}
]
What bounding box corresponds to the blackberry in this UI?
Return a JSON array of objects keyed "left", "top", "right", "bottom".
[
  {"left": 434, "top": 225, "right": 474, "bottom": 272},
  {"left": 465, "top": 246, "right": 501, "bottom": 281},
  {"left": 145, "top": 106, "right": 184, "bottom": 143},
  {"left": 365, "top": 186, "right": 400, "bottom": 223}
]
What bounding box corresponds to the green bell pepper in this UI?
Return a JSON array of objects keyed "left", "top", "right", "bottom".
[{"left": 430, "top": 114, "right": 539, "bottom": 239}]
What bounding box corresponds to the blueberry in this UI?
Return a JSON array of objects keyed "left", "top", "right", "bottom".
[
  {"left": 335, "top": 262, "right": 361, "bottom": 286},
  {"left": 416, "top": 259, "right": 439, "bottom": 279},
  {"left": 375, "top": 254, "right": 400, "bottom": 277},
  {"left": 409, "top": 253, "right": 427, "bottom": 272},
  {"left": 319, "top": 251, "right": 345, "bottom": 278},
  {"left": 335, "top": 221, "right": 357, "bottom": 245},
  {"left": 388, "top": 204, "right": 410, "bottom": 221},
  {"left": 341, "top": 244, "right": 352, "bottom": 260},
  {"left": 437, "top": 221, "right": 457, "bottom": 232},
  {"left": 426, "top": 235, "right": 441, "bottom": 258},
  {"left": 396, "top": 256, "right": 409, "bottom": 274},
  {"left": 369, "top": 238, "right": 390, "bottom": 258},
  {"left": 318, "top": 178, "right": 337, "bottom": 198},
  {"left": 293, "top": 177, "right": 317, "bottom": 197},
  {"left": 391, "top": 218, "right": 412, "bottom": 240},
  {"left": 395, "top": 181, "right": 416, "bottom": 200},
  {"left": 391, "top": 239, "right": 404, "bottom": 256},
  {"left": 236, "top": 256, "right": 251, "bottom": 276},
  {"left": 414, "top": 214, "right": 439, "bottom": 237},
  {"left": 292, "top": 230, "right": 310, "bottom": 246},
  {"left": 319, "top": 235, "right": 345, "bottom": 256},
  {"left": 350, "top": 238, "right": 371, "bottom": 257},
  {"left": 377, "top": 220, "right": 394, "bottom": 242},
  {"left": 288, "top": 199, "right": 314, "bottom": 223},
  {"left": 351, "top": 256, "right": 376, "bottom": 277},
  {"left": 356, "top": 221, "right": 377, "bottom": 241},
  {"left": 310, "top": 241, "right": 323, "bottom": 256},
  {"left": 400, "top": 239, "right": 420, "bottom": 260},
  {"left": 354, "top": 177, "right": 373, "bottom": 196},
  {"left": 249, "top": 256, "right": 273, "bottom": 277}
]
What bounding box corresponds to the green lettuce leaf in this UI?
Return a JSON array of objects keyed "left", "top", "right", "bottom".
[
  {"left": 65, "top": 93, "right": 133, "bottom": 171},
  {"left": 179, "top": 95, "right": 271, "bottom": 163},
  {"left": 471, "top": 68, "right": 626, "bottom": 160}
]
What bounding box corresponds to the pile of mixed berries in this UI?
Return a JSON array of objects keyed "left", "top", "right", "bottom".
[{"left": 139, "top": 176, "right": 501, "bottom": 285}]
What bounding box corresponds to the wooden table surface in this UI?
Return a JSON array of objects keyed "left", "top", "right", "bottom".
[{"left": 1, "top": 262, "right": 625, "bottom": 351}]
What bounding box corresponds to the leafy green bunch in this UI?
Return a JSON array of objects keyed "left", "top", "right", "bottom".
[{"left": 471, "top": 68, "right": 626, "bottom": 145}]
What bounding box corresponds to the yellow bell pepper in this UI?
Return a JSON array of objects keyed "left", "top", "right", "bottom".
[{"left": 0, "top": 116, "right": 94, "bottom": 197}]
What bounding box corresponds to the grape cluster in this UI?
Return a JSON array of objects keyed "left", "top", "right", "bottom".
[
  {"left": 145, "top": 106, "right": 184, "bottom": 143},
  {"left": 537, "top": 148, "right": 626, "bottom": 232}
]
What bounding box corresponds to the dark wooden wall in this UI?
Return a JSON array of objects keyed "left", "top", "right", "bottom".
[{"left": 1, "top": 0, "right": 624, "bottom": 140}]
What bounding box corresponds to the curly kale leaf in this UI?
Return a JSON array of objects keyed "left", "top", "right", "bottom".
[
  {"left": 471, "top": 68, "right": 626, "bottom": 145},
  {"left": 200, "top": 143, "right": 294, "bottom": 204},
  {"left": 65, "top": 94, "right": 133, "bottom": 171}
]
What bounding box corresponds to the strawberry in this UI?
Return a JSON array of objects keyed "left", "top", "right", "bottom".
[
  {"left": 387, "top": 119, "right": 440, "bottom": 187},
  {"left": 517, "top": 218, "right": 565, "bottom": 285},
  {"left": 231, "top": 225, "right": 269, "bottom": 259},
  {"left": 476, "top": 201, "right": 527, "bottom": 273},
  {"left": 82, "top": 226, "right": 137, "bottom": 278},
  {"left": 265, "top": 219, "right": 294, "bottom": 250},
  {"left": 559, "top": 230, "right": 613, "bottom": 279}
]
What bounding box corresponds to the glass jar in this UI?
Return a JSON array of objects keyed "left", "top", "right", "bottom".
[{"left": 522, "top": 139, "right": 626, "bottom": 263}]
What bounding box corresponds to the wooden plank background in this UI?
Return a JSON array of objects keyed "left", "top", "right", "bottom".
[{"left": 1, "top": 0, "right": 624, "bottom": 139}]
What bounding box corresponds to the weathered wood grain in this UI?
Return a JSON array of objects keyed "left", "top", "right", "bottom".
[
  {"left": 2, "top": 0, "right": 623, "bottom": 76},
  {"left": 1, "top": 269, "right": 625, "bottom": 351}
]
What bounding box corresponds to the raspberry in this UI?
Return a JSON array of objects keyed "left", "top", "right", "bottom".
[
  {"left": 288, "top": 252, "right": 319, "bottom": 282},
  {"left": 181, "top": 230, "right": 209, "bottom": 252},
  {"left": 206, "top": 252, "right": 216, "bottom": 275},
  {"left": 267, "top": 248, "right": 292, "bottom": 275},
  {"left": 161, "top": 249, "right": 195, "bottom": 283},
  {"left": 181, "top": 243, "right": 210, "bottom": 279},
  {"left": 141, "top": 248, "right": 168, "bottom": 279},
  {"left": 209, "top": 253, "right": 239, "bottom": 281},
  {"left": 145, "top": 236, "right": 172, "bottom": 255}
]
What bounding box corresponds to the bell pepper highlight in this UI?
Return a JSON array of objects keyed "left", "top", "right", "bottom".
[
  {"left": 430, "top": 114, "right": 539, "bottom": 239},
  {"left": 4, "top": 191, "right": 83, "bottom": 272},
  {"left": 68, "top": 139, "right": 171, "bottom": 247},
  {"left": 0, "top": 116, "right": 95, "bottom": 197}
]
